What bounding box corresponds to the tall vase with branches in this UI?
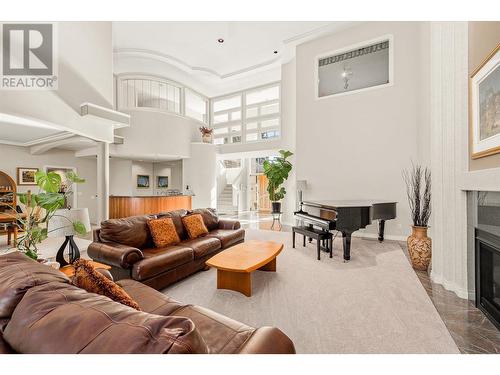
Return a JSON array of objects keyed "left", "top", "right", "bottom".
[{"left": 402, "top": 164, "right": 432, "bottom": 271}]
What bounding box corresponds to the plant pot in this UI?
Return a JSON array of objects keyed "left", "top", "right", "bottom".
[
  {"left": 407, "top": 226, "right": 432, "bottom": 271},
  {"left": 271, "top": 202, "right": 281, "bottom": 213},
  {"left": 202, "top": 133, "right": 213, "bottom": 144}
]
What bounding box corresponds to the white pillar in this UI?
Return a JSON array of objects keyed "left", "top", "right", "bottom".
[
  {"left": 429, "top": 22, "right": 469, "bottom": 299},
  {"left": 96, "top": 142, "right": 110, "bottom": 223}
]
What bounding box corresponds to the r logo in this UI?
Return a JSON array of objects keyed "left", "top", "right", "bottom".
[{"left": 2, "top": 24, "right": 53, "bottom": 76}]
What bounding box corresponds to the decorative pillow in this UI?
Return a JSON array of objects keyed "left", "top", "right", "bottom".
[
  {"left": 72, "top": 259, "right": 141, "bottom": 311},
  {"left": 147, "top": 217, "right": 181, "bottom": 247},
  {"left": 189, "top": 208, "right": 219, "bottom": 231},
  {"left": 182, "top": 214, "right": 209, "bottom": 239}
]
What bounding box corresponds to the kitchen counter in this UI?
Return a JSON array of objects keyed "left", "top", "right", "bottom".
[{"left": 109, "top": 195, "right": 192, "bottom": 218}]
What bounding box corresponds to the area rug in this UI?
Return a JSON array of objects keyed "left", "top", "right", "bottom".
[{"left": 163, "top": 229, "right": 459, "bottom": 353}]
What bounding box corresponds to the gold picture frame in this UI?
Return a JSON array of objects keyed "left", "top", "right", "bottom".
[
  {"left": 16, "top": 167, "right": 39, "bottom": 185},
  {"left": 470, "top": 43, "right": 500, "bottom": 159}
]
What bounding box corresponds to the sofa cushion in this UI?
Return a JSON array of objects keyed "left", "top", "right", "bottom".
[
  {"left": 0, "top": 318, "right": 14, "bottom": 354},
  {"left": 117, "top": 279, "right": 186, "bottom": 316},
  {"left": 157, "top": 209, "right": 188, "bottom": 240},
  {"left": 181, "top": 237, "right": 222, "bottom": 259},
  {"left": 182, "top": 214, "right": 209, "bottom": 239},
  {"left": 190, "top": 208, "right": 219, "bottom": 231},
  {"left": 147, "top": 217, "right": 181, "bottom": 247},
  {"left": 132, "top": 246, "right": 194, "bottom": 281},
  {"left": 174, "top": 305, "right": 255, "bottom": 354},
  {"left": 72, "top": 259, "right": 140, "bottom": 311},
  {"left": 99, "top": 215, "right": 154, "bottom": 249},
  {"left": 206, "top": 228, "right": 245, "bottom": 248},
  {"left": 0, "top": 252, "right": 69, "bottom": 319},
  {"left": 3, "top": 282, "right": 208, "bottom": 354}
]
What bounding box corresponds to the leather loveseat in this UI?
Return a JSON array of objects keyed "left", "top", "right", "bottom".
[
  {"left": 88, "top": 208, "right": 245, "bottom": 290},
  {"left": 0, "top": 252, "right": 295, "bottom": 354}
]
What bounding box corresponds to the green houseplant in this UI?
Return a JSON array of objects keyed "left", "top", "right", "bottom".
[
  {"left": 263, "top": 150, "right": 293, "bottom": 213},
  {"left": 15, "top": 170, "right": 87, "bottom": 260}
]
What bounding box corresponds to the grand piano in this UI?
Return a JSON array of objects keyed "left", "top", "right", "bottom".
[{"left": 294, "top": 200, "right": 397, "bottom": 261}]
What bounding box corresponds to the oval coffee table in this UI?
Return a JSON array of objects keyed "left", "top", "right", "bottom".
[{"left": 205, "top": 240, "right": 284, "bottom": 297}]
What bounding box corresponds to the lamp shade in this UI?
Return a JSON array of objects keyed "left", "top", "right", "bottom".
[
  {"left": 296, "top": 180, "right": 307, "bottom": 191},
  {"left": 47, "top": 208, "right": 91, "bottom": 237}
]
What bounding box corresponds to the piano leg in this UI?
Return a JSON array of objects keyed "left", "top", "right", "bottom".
[
  {"left": 342, "top": 231, "right": 353, "bottom": 262},
  {"left": 378, "top": 220, "right": 386, "bottom": 242}
]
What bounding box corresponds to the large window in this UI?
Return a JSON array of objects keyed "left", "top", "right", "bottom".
[
  {"left": 211, "top": 83, "right": 280, "bottom": 145},
  {"left": 117, "top": 74, "right": 209, "bottom": 124}
]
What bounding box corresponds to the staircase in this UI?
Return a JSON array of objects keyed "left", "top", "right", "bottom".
[{"left": 217, "top": 184, "right": 238, "bottom": 215}]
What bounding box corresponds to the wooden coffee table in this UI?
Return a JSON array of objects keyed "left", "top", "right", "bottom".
[{"left": 205, "top": 240, "right": 284, "bottom": 297}]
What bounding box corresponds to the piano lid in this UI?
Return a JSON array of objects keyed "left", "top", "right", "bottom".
[{"left": 302, "top": 200, "right": 397, "bottom": 209}]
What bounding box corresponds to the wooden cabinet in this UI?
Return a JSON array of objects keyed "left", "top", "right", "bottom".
[{"left": 109, "top": 196, "right": 192, "bottom": 219}]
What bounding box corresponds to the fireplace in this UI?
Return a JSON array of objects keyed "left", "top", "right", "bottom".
[{"left": 474, "top": 192, "right": 500, "bottom": 329}]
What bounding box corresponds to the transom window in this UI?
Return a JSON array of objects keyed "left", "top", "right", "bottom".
[
  {"left": 211, "top": 83, "right": 280, "bottom": 145},
  {"left": 117, "top": 74, "right": 209, "bottom": 124}
]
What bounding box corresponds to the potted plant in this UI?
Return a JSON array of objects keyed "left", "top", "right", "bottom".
[
  {"left": 263, "top": 150, "right": 293, "bottom": 213},
  {"left": 14, "top": 170, "right": 87, "bottom": 260},
  {"left": 199, "top": 126, "right": 214, "bottom": 144},
  {"left": 403, "top": 164, "right": 432, "bottom": 271}
]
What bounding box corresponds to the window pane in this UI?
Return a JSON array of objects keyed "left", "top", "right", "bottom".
[
  {"left": 185, "top": 89, "right": 207, "bottom": 123},
  {"left": 214, "top": 127, "right": 228, "bottom": 135},
  {"left": 214, "top": 137, "right": 224, "bottom": 145},
  {"left": 213, "top": 113, "right": 229, "bottom": 124},
  {"left": 261, "top": 118, "right": 279, "bottom": 128},
  {"left": 246, "top": 122, "right": 258, "bottom": 130},
  {"left": 246, "top": 85, "right": 279, "bottom": 105},
  {"left": 260, "top": 102, "right": 279, "bottom": 116},
  {"left": 230, "top": 111, "right": 241, "bottom": 121},
  {"left": 213, "top": 95, "right": 241, "bottom": 112},
  {"left": 246, "top": 132, "right": 258, "bottom": 142},
  {"left": 261, "top": 130, "right": 280, "bottom": 140},
  {"left": 246, "top": 107, "right": 259, "bottom": 118},
  {"left": 230, "top": 125, "right": 241, "bottom": 133},
  {"left": 232, "top": 136, "right": 241, "bottom": 143}
]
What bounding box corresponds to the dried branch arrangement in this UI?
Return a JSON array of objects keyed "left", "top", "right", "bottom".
[{"left": 402, "top": 164, "right": 431, "bottom": 227}]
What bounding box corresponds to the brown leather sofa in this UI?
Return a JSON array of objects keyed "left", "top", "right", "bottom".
[
  {"left": 0, "top": 252, "right": 295, "bottom": 354},
  {"left": 88, "top": 208, "right": 245, "bottom": 290}
]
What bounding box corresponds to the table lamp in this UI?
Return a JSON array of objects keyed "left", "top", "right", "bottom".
[
  {"left": 296, "top": 180, "right": 307, "bottom": 211},
  {"left": 47, "top": 208, "right": 91, "bottom": 267}
]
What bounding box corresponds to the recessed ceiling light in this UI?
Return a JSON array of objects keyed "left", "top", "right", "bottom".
[{"left": 217, "top": 38, "right": 224, "bottom": 43}]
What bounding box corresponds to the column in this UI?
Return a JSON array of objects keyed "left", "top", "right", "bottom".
[{"left": 96, "top": 141, "right": 110, "bottom": 223}]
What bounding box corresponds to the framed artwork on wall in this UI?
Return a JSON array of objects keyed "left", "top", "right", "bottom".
[
  {"left": 137, "top": 175, "right": 150, "bottom": 188},
  {"left": 157, "top": 176, "right": 169, "bottom": 189},
  {"left": 16, "top": 167, "right": 39, "bottom": 185},
  {"left": 470, "top": 44, "right": 500, "bottom": 159}
]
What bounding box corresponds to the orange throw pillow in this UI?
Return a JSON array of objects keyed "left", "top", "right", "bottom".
[
  {"left": 147, "top": 217, "right": 181, "bottom": 247},
  {"left": 182, "top": 213, "right": 209, "bottom": 239},
  {"left": 72, "top": 259, "right": 141, "bottom": 311}
]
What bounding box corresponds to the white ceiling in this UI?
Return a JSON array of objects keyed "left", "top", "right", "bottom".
[{"left": 113, "top": 22, "right": 356, "bottom": 95}]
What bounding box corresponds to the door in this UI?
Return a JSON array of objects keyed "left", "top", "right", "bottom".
[{"left": 257, "top": 174, "right": 271, "bottom": 213}]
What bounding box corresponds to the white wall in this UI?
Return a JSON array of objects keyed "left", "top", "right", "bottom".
[
  {"left": 113, "top": 110, "right": 199, "bottom": 160},
  {"left": 0, "top": 144, "right": 98, "bottom": 223},
  {"left": 109, "top": 158, "right": 133, "bottom": 196},
  {"left": 183, "top": 143, "right": 217, "bottom": 209},
  {"left": 295, "top": 22, "right": 428, "bottom": 239}
]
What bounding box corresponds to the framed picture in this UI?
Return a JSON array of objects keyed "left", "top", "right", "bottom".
[
  {"left": 157, "top": 176, "right": 169, "bottom": 189},
  {"left": 470, "top": 44, "right": 500, "bottom": 159},
  {"left": 16, "top": 167, "right": 39, "bottom": 185},
  {"left": 137, "top": 175, "right": 150, "bottom": 188}
]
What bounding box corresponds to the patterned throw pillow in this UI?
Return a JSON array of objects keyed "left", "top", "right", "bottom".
[
  {"left": 182, "top": 213, "right": 209, "bottom": 239},
  {"left": 72, "top": 259, "right": 141, "bottom": 311},
  {"left": 147, "top": 217, "right": 181, "bottom": 247}
]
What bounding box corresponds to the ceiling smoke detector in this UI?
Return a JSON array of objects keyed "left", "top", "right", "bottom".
[
  {"left": 217, "top": 38, "right": 224, "bottom": 43},
  {"left": 274, "top": 50, "right": 278, "bottom": 54}
]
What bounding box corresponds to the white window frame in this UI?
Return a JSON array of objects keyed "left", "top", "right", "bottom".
[
  {"left": 314, "top": 34, "right": 394, "bottom": 100},
  {"left": 210, "top": 81, "right": 281, "bottom": 145}
]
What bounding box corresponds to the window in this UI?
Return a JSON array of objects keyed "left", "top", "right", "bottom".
[
  {"left": 117, "top": 75, "right": 209, "bottom": 124},
  {"left": 211, "top": 82, "right": 280, "bottom": 145},
  {"left": 185, "top": 89, "right": 208, "bottom": 123}
]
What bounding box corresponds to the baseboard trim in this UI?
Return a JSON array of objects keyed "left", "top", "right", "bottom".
[
  {"left": 352, "top": 232, "right": 407, "bottom": 242},
  {"left": 430, "top": 271, "right": 469, "bottom": 300}
]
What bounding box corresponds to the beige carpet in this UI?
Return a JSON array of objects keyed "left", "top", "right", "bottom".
[{"left": 163, "top": 229, "right": 459, "bottom": 354}]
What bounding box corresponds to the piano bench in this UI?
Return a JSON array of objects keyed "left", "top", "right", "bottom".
[{"left": 292, "top": 226, "right": 333, "bottom": 260}]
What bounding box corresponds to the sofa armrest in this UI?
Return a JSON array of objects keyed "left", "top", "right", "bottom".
[
  {"left": 87, "top": 242, "right": 144, "bottom": 269},
  {"left": 218, "top": 219, "right": 241, "bottom": 230},
  {"left": 238, "top": 327, "right": 296, "bottom": 354}
]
